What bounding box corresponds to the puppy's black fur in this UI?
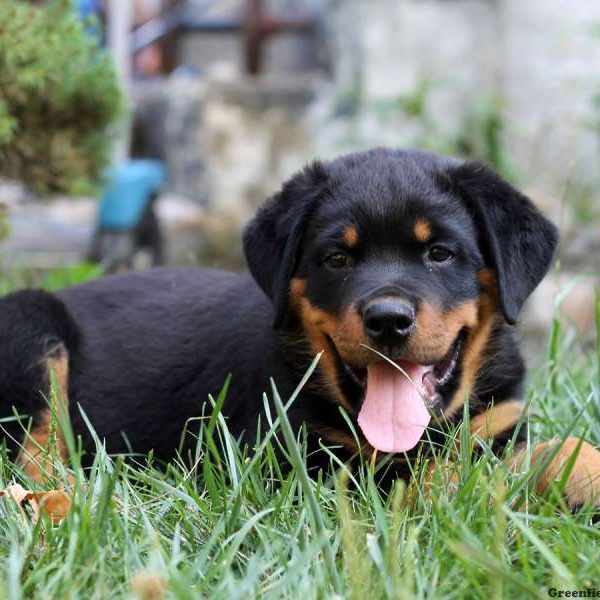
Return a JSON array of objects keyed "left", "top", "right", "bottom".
[{"left": 0, "top": 148, "right": 558, "bottom": 476}]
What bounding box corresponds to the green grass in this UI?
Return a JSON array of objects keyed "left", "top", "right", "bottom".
[
  {"left": 1, "top": 281, "right": 599, "bottom": 599},
  {"left": 0, "top": 262, "right": 102, "bottom": 296}
]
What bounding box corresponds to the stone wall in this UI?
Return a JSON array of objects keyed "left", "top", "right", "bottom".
[
  {"left": 138, "top": 0, "right": 600, "bottom": 214},
  {"left": 201, "top": 74, "right": 318, "bottom": 217},
  {"left": 321, "top": 0, "right": 600, "bottom": 198}
]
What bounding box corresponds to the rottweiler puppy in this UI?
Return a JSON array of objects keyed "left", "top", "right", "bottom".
[{"left": 1, "top": 148, "right": 599, "bottom": 509}]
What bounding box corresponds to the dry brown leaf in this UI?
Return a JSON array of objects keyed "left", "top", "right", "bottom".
[
  {"left": 0, "top": 483, "right": 39, "bottom": 521},
  {"left": 1, "top": 483, "right": 72, "bottom": 525},
  {"left": 0, "top": 483, "right": 35, "bottom": 505}
]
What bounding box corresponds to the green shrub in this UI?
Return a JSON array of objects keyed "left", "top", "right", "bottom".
[{"left": 0, "top": 0, "right": 123, "bottom": 195}]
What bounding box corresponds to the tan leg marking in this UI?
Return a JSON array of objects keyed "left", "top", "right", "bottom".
[
  {"left": 511, "top": 438, "right": 600, "bottom": 509},
  {"left": 17, "top": 350, "right": 71, "bottom": 485}
]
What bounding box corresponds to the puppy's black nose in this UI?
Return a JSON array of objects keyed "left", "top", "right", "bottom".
[{"left": 363, "top": 300, "right": 415, "bottom": 346}]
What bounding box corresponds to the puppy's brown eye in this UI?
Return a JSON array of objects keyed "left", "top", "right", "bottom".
[
  {"left": 428, "top": 245, "right": 454, "bottom": 263},
  {"left": 325, "top": 252, "right": 349, "bottom": 269}
]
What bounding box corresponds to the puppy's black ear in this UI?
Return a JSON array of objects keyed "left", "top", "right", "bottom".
[
  {"left": 243, "top": 161, "right": 328, "bottom": 328},
  {"left": 450, "top": 162, "right": 558, "bottom": 324}
]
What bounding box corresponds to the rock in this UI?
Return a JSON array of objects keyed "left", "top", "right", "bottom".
[{"left": 521, "top": 272, "right": 598, "bottom": 338}]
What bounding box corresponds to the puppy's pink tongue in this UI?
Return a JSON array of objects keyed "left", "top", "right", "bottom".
[{"left": 357, "top": 362, "right": 430, "bottom": 453}]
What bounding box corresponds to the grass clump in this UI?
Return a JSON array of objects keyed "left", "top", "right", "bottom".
[{"left": 0, "top": 307, "right": 599, "bottom": 599}]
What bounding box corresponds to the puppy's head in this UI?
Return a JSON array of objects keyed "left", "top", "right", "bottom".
[{"left": 244, "top": 148, "right": 557, "bottom": 453}]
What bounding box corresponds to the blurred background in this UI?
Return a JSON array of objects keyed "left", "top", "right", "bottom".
[{"left": 0, "top": 0, "right": 598, "bottom": 357}]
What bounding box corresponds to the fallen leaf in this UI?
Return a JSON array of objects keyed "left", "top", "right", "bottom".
[
  {"left": 1, "top": 483, "right": 39, "bottom": 520},
  {"left": 0, "top": 483, "right": 34, "bottom": 505},
  {"left": 1, "top": 483, "right": 72, "bottom": 524}
]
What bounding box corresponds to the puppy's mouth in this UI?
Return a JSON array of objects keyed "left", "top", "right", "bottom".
[{"left": 340, "top": 332, "right": 465, "bottom": 453}]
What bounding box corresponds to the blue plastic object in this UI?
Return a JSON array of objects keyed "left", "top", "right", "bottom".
[
  {"left": 98, "top": 160, "right": 166, "bottom": 231},
  {"left": 77, "top": 0, "right": 103, "bottom": 39},
  {"left": 78, "top": 0, "right": 101, "bottom": 19}
]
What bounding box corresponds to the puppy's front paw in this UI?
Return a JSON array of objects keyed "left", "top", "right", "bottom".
[{"left": 513, "top": 437, "right": 600, "bottom": 512}]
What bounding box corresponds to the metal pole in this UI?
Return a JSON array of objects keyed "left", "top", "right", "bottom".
[{"left": 107, "top": 0, "right": 133, "bottom": 165}]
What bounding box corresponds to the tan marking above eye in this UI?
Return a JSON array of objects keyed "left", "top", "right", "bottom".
[
  {"left": 343, "top": 225, "right": 359, "bottom": 248},
  {"left": 414, "top": 218, "right": 433, "bottom": 242}
]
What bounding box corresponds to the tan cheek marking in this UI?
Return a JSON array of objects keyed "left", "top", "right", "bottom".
[
  {"left": 408, "top": 301, "right": 452, "bottom": 362},
  {"left": 470, "top": 400, "right": 524, "bottom": 440},
  {"left": 510, "top": 438, "right": 600, "bottom": 508},
  {"left": 443, "top": 281, "right": 499, "bottom": 420},
  {"left": 343, "top": 225, "right": 358, "bottom": 248},
  {"left": 301, "top": 301, "right": 353, "bottom": 413},
  {"left": 444, "top": 301, "right": 478, "bottom": 333},
  {"left": 415, "top": 300, "right": 439, "bottom": 333},
  {"left": 407, "top": 300, "right": 477, "bottom": 364},
  {"left": 477, "top": 267, "right": 495, "bottom": 288},
  {"left": 289, "top": 281, "right": 354, "bottom": 413},
  {"left": 17, "top": 350, "right": 71, "bottom": 485},
  {"left": 289, "top": 277, "right": 307, "bottom": 305},
  {"left": 331, "top": 304, "right": 372, "bottom": 366},
  {"left": 414, "top": 218, "right": 432, "bottom": 242}
]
